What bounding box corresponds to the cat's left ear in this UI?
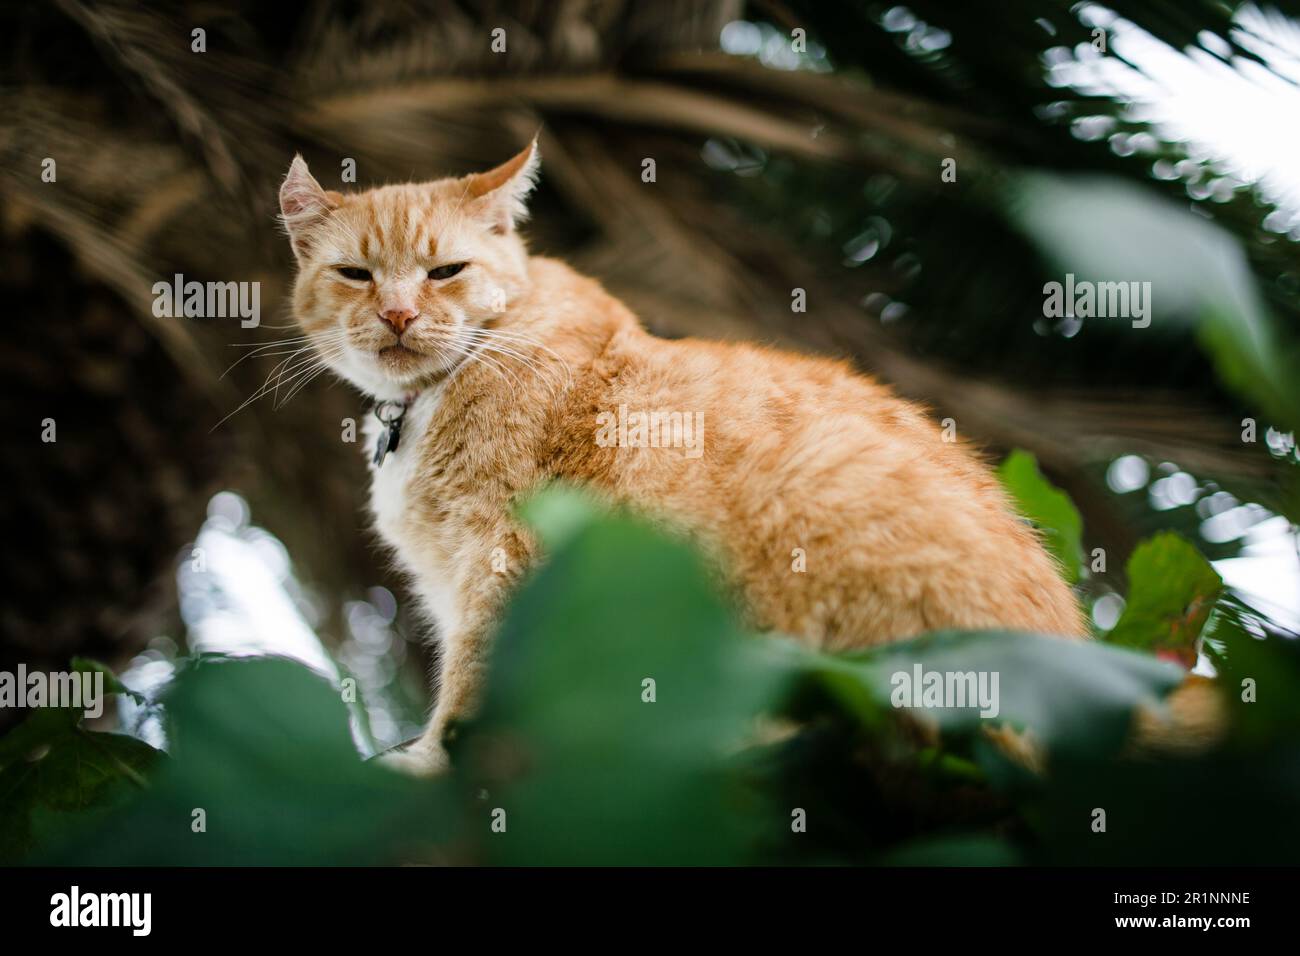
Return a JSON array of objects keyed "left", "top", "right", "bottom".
[{"left": 465, "top": 137, "right": 540, "bottom": 235}]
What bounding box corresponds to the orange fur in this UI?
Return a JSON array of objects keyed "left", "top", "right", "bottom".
[{"left": 279, "top": 142, "right": 1084, "bottom": 774}]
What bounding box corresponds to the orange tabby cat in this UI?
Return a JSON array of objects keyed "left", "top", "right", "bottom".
[{"left": 278, "top": 139, "right": 1083, "bottom": 774}]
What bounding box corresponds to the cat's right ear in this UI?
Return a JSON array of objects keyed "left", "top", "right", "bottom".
[{"left": 279, "top": 155, "right": 341, "bottom": 260}]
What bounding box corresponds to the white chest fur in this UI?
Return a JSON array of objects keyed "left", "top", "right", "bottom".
[{"left": 363, "top": 390, "right": 461, "bottom": 638}]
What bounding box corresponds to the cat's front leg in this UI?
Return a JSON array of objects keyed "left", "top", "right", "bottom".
[
  {"left": 377, "top": 618, "right": 497, "bottom": 777},
  {"left": 382, "top": 525, "right": 536, "bottom": 776}
]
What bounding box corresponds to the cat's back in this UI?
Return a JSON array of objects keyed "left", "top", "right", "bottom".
[
  {"left": 519, "top": 258, "right": 1082, "bottom": 646},
  {"left": 577, "top": 325, "right": 1083, "bottom": 645}
]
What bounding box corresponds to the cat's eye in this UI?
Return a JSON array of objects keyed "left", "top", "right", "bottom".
[
  {"left": 427, "top": 262, "right": 468, "bottom": 281},
  {"left": 336, "top": 266, "right": 372, "bottom": 281}
]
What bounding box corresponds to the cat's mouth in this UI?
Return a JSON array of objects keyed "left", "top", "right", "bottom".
[
  {"left": 376, "top": 342, "right": 429, "bottom": 367},
  {"left": 373, "top": 340, "right": 468, "bottom": 382}
]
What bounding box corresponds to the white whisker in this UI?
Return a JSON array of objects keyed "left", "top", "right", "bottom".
[
  {"left": 456, "top": 329, "right": 572, "bottom": 399},
  {"left": 460, "top": 326, "right": 573, "bottom": 389},
  {"left": 220, "top": 329, "right": 350, "bottom": 379},
  {"left": 443, "top": 337, "right": 528, "bottom": 394},
  {"left": 211, "top": 342, "right": 347, "bottom": 431}
]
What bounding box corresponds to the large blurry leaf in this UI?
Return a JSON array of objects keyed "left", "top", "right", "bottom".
[
  {"left": 1106, "top": 532, "right": 1223, "bottom": 667},
  {"left": 997, "top": 449, "right": 1083, "bottom": 583},
  {"left": 1207, "top": 606, "right": 1300, "bottom": 746},
  {"left": 793, "top": 630, "right": 1184, "bottom": 761},
  {"left": 36, "top": 658, "right": 458, "bottom": 865},
  {"left": 0, "top": 705, "right": 160, "bottom": 862},
  {"left": 465, "top": 488, "right": 788, "bottom": 865},
  {"left": 1008, "top": 173, "right": 1299, "bottom": 431}
]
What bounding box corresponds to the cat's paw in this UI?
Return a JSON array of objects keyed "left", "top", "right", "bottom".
[{"left": 373, "top": 738, "right": 449, "bottom": 778}]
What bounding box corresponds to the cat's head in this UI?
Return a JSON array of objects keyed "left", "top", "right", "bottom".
[{"left": 278, "top": 140, "right": 539, "bottom": 399}]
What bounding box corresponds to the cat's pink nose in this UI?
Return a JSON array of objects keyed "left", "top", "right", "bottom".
[{"left": 379, "top": 308, "right": 419, "bottom": 334}]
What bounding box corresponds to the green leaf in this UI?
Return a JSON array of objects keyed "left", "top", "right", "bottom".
[
  {"left": 0, "top": 711, "right": 161, "bottom": 862},
  {"left": 997, "top": 449, "right": 1083, "bottom": 583},
  {"left": 1007, "top": 172, "right": 1300, "bottom": 432},
  {"left": 792, "top": 630, "right": 1185, "bottom": 761},
  {"left": 34, "top": 658, "right": 460, "bottom": 865},
  {"left": 1205, "top": 604, "right": 1300, "bottom": 745},
  {"left": 0, "top": 704, "right": 79, "bottom": 772},
  {"left": 513, "top": 480, "right": 602, "bottom": 552},
  {"left": 464, "top": 488, "right": 790, "bottom": 865},
  {"left": 1106, "top": 532, "right": 1223, "bottom": 666}
]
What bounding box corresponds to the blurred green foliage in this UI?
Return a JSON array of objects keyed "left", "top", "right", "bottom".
[
  {"left": 0, "top": 704, "right": 157, "bottom": 862},
  {"left": 1009, "top": 173, "right": 1300, "bottom": 439},
  {"left": 22, "top": 658, "right": 460, "bottom": 865},
  {"left": 4, "top": 483, "right": 1297, "bottom": 865}
]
